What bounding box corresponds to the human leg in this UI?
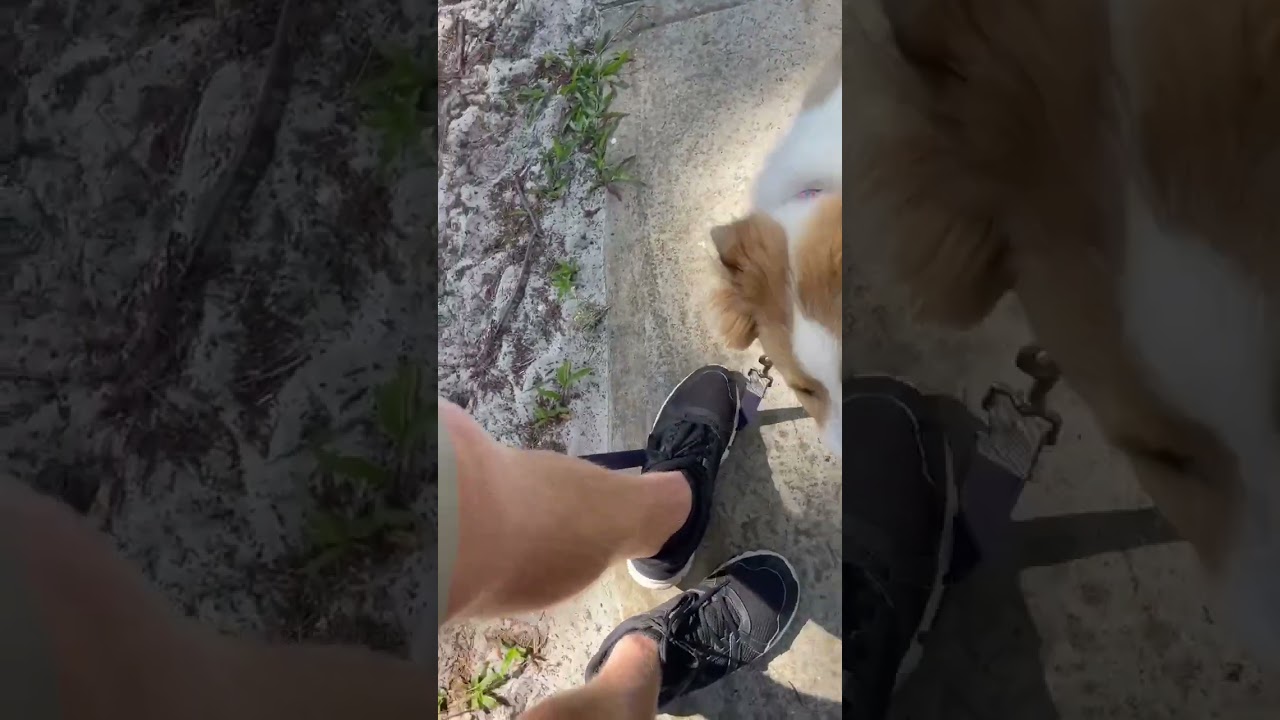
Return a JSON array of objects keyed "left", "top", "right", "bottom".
[
  {"left": 0, "top": 479, "right": 433, "bottom": 720},
  {"left": 519, "top": 633, "right": 661, "bottom": 720},
  {"left": 440, "top": 365, "right": 743, "bottom": 624},
  {"left": 439, "top": 397, "right": 693, "bottom": 622}
]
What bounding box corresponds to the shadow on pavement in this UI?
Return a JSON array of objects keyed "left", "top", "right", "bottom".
[
  {"left": 890, "top": 507, "right": 1180, "bottom": 719},
  {"left": 889, "top": 392, "right": 1181, "bottom": 718},
  {"left": 661, "top": 387, "right": 1183, "bottom": 719},
  {"left": 666, "top": 419, "right": 844, "bottom": 719}
]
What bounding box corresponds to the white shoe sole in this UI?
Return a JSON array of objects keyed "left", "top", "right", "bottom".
[
  {"left": 627, "top": 365, "right": 742, "bottom": 590},
  {"left": 884, "top": 396, "right": 957, "bottom": 691}
]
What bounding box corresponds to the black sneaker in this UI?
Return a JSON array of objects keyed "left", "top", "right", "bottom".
[
  {"left": 587, "top": 550, "right": 800, "bottom": 710},
  {"left": 844, "top": 376, "right": 957, "bottom": 720},
  {"left": 628, "top": 365, "right": 741, "bottom": 589}
]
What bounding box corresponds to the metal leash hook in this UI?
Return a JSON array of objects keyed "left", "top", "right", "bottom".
[
  {"left": 746, "top": 354, "right": 774, "bottom": 392},
  {"left": 978, "top": 343, "right": 1063, "bottom": 482},
  {"left": 738, "top": 355, "right": 774, "bottom": 431}
]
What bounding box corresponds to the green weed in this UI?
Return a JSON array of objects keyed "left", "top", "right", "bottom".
[
  {"left": 466, "top": 646, "right": 530, "bottom": 712},
  {"left": 532, "top": 396, "right": 571, "bottom": 426},
  {"left": 519, "top": 30, "right": 639, "bottom": 198},
  {"left": 549, "top": 260, "right": 579, "bottom": 301},
  {"left": 358, "top": 44, "right": 433, "bottom": 168},
  {"left": 533, "top": 360, "right": 592, "bottom": 426},
  {"left": 305, "top": 362, "right": 433, "bottom": 573},
  {"left": 555, "top": 358, "right": 593, "bottom": 390},
  {"left": 438, "top": 645, "right": 530, "bottom": 717}
]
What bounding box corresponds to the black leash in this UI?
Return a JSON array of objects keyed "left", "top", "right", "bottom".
[{"left": 574, "top": 345, "right": 1064, "bottom": 584}]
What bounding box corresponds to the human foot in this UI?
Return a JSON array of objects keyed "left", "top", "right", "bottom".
[
  {"left": 629, "top": 365, "right": 741, "bottom": 589},
  {"left": 589, "top": 550, "right": 800, "bottom": 711}
]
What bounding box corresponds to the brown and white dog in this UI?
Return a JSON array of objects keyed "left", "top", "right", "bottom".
[
  {"left": 856, "top": 0, "right": 1280, "bottom": 656},
  {"left": 709, "top": 54, "right": 843, "bottom": 456}
]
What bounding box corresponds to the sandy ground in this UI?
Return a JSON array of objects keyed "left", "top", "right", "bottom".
[
  {"left": 2, "top": 0, "right": 435, "bottom": 657},
  {"left": 437, "top": 0, "right": 610, "bottom": 458},
  {"left": 436, "top": 0, "right": 617, "bottom": 714}
]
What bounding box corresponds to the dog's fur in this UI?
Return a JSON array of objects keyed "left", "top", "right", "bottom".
[
  {"left": 709, "top": 55, "right": 844, "bottom": 455},
  {"left": 858, "top": 0, "right": 1280, "bottom": 655},
  {"left": 752, "top": 53, "right": 844, "bottom": 211}
]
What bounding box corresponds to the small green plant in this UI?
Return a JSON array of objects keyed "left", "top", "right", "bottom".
[
  {"left": 305, "top": 362, "right": 433, "bottom": 573},
  {"left": 305, "top": 504, "right": 417, "bottom": 574},
  {"left": 457, "top": 645, "right": 530, "bottom": 714},
  {"left": 554, "top": 358, "right": 592, "bottom": 390},
  {"left": 533, "top": 360, "right": 592, "bottom": 426},
  {"left": 374, "top": 362, "right": 434, "bottom": 467},
  {"left": 550, "top": 260, "right": 579, "bottom": 300},
  {"left": 540, "top": 135, "right": 575, "bottom": 200},
  {"left": 517, "top": 86, "right": 548, "bottom": 121},
  {"left": 519, "top": 30, "right": 639, "bottom": 198},
  {"left": 532, "top": 393, "right": 571, "bottom": 426},
  {"left": 358, "top": 44, "right": 432, "bottom": 168}
]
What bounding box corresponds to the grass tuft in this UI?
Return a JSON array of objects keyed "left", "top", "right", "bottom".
[
  {"left": 533, "top": 360, "right": 592, "bottom": 426},
  {"left": 304, "top": 362, "right": 432, "bottom": 574},
  {"left": 439, "top": 645, "right": 532, "bottom": 717},
  {"left": 358, "top": 44, "right": 434, "bottom": 169},
  {"left": 549, "top": 259, "right": 579, "bottom": 301},
  {"left": 519, "top": 31, "right": 639, "bottom": 200}
]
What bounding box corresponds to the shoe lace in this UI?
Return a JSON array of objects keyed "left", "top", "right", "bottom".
[
  {"left": 656, "top": 421, "right": 717, "bottom": 469},
  {"left": 657, "top": 584, "right": 748, "bottom": 694}
]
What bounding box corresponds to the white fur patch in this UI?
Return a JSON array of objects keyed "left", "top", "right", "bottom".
[
  {"left": 792, "top": 311, "right": 842, "bottom": 457},
  {"left": 1121, "top": 193, "right": 1280, "bottom": 657},
  {"left": 751, "top": 81, "right": 843, "bottom": 213}
]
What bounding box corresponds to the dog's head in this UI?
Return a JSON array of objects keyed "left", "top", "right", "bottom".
[
  {"left": 872, "top": 0, "right": 1280, "bottom": 655},
  {"left": 709, "top": 194, "right": 842, "bottom": 455}
]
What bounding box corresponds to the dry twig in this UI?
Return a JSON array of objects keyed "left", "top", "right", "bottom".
[{"left": 476, "top": 173, "right": 543, "bottom": 367}]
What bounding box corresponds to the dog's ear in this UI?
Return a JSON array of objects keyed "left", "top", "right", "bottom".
[
  {"left": 710, "top": 224, "right": 737, "bottom": 265},
  {"left": 708, "top": 216, "right": 789, "bottom": 349},
  {"left": 709, "top": 285, "right": 757, "bottom": 350},
  {"left": 709, "top": 222, "right": 758, "bottom": 349}
]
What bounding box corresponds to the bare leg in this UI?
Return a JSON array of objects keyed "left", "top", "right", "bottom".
[
  {"left": 441, "top": 366, "right": 774, "bottom": 720},
  {"left": 439, "top": 398, "right": 692, "bottom": 623},
  {"left": 519, "top": 634, "right": 661, "bottom": 720},
  {"left": 0, "top": 480, "right": 432, "bottom": 720}
]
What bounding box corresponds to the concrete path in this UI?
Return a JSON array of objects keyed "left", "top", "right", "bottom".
[
  {"left": 600, "top": 0, "right": 842, "bottom": 717},
  {"left": 593, "top": 1, "right": 1280, "bottom": 719}
]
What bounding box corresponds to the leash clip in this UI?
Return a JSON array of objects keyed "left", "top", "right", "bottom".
[
  {"left": 745, "top": 355, "right": 774, "bottom": 397},
  {"left": 981, "top": 346, "right": 1063, "bottom": 441},
  {"left": 976, "top": 344, "right": 1063, "bottom": 484},
  {"left": 736, "top": 355, "right": 774, "bottom": 432}
]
